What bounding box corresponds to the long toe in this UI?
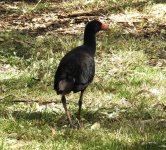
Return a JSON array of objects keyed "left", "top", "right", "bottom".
[
  {"left": 76, "top": 118, "right": 83, "bottom": 129},
  {"left": 69, "top": 122, "right": 77, "bottom": 129}
]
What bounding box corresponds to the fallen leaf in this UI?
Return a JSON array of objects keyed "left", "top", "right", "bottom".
[
  {"left": 91, "top": 122, "right": 100, "bottom": 130},
  {"left": 51, "top": 128, "right": 56, "bottom": 136}
]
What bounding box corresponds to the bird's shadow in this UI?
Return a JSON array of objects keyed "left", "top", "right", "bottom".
[
  {"left": 0, "top": 106, "right": 113, "bottom": 129},
  {"left": 1, "top": 104, "right": 165, "bottom": 130}
]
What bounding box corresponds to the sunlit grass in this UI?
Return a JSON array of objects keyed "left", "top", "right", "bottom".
[{"left": 61, "top": 0, "right": 151, "bottom": 14}]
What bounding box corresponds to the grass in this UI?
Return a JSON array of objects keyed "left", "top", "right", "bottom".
[
  {"left": 1, "top": 0, "right": 161, "bottom": 15},
  {"left": 0, "top": 0, "right": 166, "bottom": 150},
  {"left": 0, "top": 29, "right": 166, "bottom": 150}
]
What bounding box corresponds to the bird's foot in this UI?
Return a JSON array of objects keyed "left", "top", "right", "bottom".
[
  {"left": 68, "top": 119, "right": 83, "bottom": 129},
  {"left": 68, "top": 122, "right": 77, "bottom": 128},
  {"left": 76, "top": 118, "right": 83, "bottom": 129}
]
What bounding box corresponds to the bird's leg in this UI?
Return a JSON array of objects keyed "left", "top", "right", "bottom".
[
  {"left": 77, "top": 90, "right": 85, "bottom": 124},
  {"left": 61, "top": 95, "right": 73, "bottom": 127}
]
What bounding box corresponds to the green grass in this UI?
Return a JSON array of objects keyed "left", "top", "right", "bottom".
[
  {"left": 1, "top": 0, "right": 166, "bottom": 150},
  {"left": 0, "top": 29, "right": 166, "bottom": 150}
]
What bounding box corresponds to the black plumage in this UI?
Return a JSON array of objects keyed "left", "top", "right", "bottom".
[{"left": 54, "top": 20, "right": 109, "bottom": 127}]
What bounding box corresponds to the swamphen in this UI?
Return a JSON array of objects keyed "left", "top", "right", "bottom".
[{"left": 54, "top": 20, "right": 109, "bottom": 127}]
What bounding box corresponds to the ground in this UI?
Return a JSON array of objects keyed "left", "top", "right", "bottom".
[{"left": 0, "top": 0, "right": 166, "bottom": 150}]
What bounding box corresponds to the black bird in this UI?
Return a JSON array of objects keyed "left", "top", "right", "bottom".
[{"left": 54, "top": 20, "right": 109, "bottom": 127}]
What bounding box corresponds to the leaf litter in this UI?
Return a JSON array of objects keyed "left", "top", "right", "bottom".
[{"left": 0, "top": 1, "right": 166, "bottom": 36}]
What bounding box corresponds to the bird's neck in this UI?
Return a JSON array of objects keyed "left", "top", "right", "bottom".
[{"left": 83, "top": 31, "right": 96, "bottom": 55}]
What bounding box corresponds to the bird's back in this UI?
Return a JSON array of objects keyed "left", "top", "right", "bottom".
[{"left": 54, "top": 45, "right": 95, "bottom": 94}]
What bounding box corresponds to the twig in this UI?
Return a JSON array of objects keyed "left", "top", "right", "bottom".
[
  {"left": 12, "top": 99, "right": 60, "bottom": 105},
  {"left": 0, "top": 96, "right": 60, "bottom": 105},
  {"left": 32, "top": 0, "right": 42, "bottom": 10},
  {"left": 58, "top": 9, "right": 105, "bottom": 19}
]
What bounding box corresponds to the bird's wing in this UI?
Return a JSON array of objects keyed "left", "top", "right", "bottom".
[{"left": 75, "top": 53, "right": 95, "bottom": 85}]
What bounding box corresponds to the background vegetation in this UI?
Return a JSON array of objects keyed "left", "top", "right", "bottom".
[{"left": 0, "top": 0, "right": 166, "bottom": 149}]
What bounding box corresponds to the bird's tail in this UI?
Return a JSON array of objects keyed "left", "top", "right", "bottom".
[{"left": 56, "top": 79, "right": 74, "bottom": 95}]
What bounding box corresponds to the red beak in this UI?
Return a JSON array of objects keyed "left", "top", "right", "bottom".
[{"left": 101, "top": 23, "right": 110, "bottom": 30}]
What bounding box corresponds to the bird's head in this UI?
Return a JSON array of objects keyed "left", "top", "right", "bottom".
[{"left": 85, "top": 20, "right": 110, "bottom": 34}]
